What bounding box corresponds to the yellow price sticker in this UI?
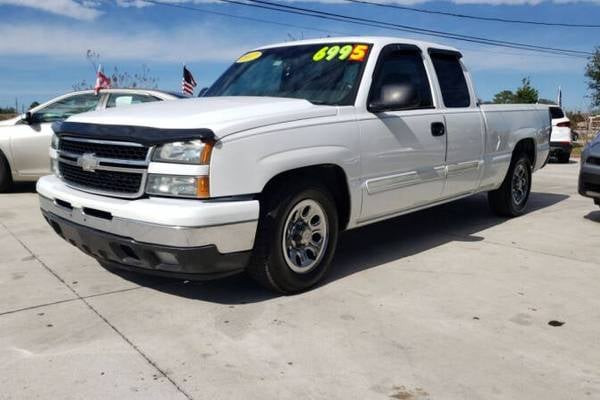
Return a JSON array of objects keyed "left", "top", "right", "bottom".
[
  {"left": 312, "top": 44, "right": 369, "bottom": 62},
  {"left": 236, "top": 51, "right": 263, "bottom": 63}
]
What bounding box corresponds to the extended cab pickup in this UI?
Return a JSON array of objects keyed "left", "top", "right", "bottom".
[{"left": 37, "top": 37, "right": 551, "bottom": 293}]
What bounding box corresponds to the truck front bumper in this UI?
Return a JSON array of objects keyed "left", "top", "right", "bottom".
[{"left": 37, "top": 175, "right": 260, "bottom": 279}]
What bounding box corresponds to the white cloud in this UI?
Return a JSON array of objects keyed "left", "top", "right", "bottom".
[
  {"left": 462, "top": 47, "right": 587, "bottom": 72},
  {"left": 2, "top": 0, "right": 598, "bottom": 21},
  {"left": 0, "top": 23, "right": 263, "bottom": 62},
  {"left": 0, "top": 21, "right": 586, "bottom": 74},
  {"left": 117, "top": 0, "right": 600, "bottom": 6},
  {"left": 0, "top": 0, "right": 103, "bottom": 20}
]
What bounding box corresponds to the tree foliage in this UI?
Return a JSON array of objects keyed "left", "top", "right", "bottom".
[
  {"left": 537, "top": 98, "right": 555, "bottom": 105},
  {"left": 567, "top": 111, "right": 586, "bottom": 127},
  {"left": 492, "top": 90, "right": 515, "bottom": 104},
  {"left": 72, "top": 49, "right": 159, "bottom": 91},
  {"left": 492, "top": 78, "right": 539, "bottom": 104},
  {"left": 585, "top": 47, "right": 600, "bottom": 108}
]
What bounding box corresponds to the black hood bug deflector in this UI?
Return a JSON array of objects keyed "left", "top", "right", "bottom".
[{"left": 53, "top": 121, "right": 216, "bottom": 146}]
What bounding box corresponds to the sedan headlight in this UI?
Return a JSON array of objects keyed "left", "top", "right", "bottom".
[
  {"left": 152, "top": 140, "right": 212, "bottom": 165},
  {"left": 51, "top": 158, "right": 61, "bottom": 177},
  {"left": 49, "top": 134, "right": 60, "bottom": 176},
  {"left": 51, "top": 134, "right": 59, "bottom": 149},
  {"left": 146, "top": 175, "right": 210, "bottom": 198}
]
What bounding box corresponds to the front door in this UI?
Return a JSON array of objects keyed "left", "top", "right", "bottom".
[
  {"left": 359, "top": 45, "right": 446, "bottom": 222},
  {"left": 11, "top": 93, "right": 102, "bottom": 177}
]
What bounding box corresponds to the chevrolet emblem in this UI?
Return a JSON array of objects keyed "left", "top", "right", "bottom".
[{"left": 77, "top": 153, "right": 99, "bottom": 172}]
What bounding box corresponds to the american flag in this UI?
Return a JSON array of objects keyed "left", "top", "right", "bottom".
[
  {"left": 94, "top": 65, "right": 111, "bottom": 95},
  {"left": 182, "top": 65, "right": 197, "bottom": 96}
]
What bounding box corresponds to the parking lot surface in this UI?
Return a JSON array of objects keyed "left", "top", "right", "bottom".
[{"left": 1, "top": 161, "right": 599, "bottom": 400}]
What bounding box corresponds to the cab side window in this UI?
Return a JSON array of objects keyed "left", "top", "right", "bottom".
[
  {"left": 106, "top": 94, "right": 159, "bottom": 108},
  {"left": 33, "top": 93, "right": 101, "bottom": 123},
  {"left": 369, "top": 48, "right": 433, "bottom": 111},
  {"left": 430, "top": 53, "right": 471, "bottom": 108}
]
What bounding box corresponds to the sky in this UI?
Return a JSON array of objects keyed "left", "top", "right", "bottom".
[{"left": 0, "top": 0, "right": 598, "bottom": 111}]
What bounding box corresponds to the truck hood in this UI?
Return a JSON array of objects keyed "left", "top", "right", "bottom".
[{"left": 66, "top": 96, "right": 338, "bottom": 139}]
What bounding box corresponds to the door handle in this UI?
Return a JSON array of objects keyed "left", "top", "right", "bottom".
[{"left": 431, "top": 122, "right": 445, "bottom": 137}]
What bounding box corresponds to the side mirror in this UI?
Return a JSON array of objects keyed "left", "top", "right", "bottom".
[
  {"left": 198, "top": 87, "right": 208, "bottom": 97},
  {"left": 22, "top": 111, "right": 33, "bottom": 125},
  {"left": 368, "top": 83, "right": 420, "bottom": 113}
]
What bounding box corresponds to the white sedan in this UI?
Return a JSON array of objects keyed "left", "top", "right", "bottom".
[{"left": 0, "top": 89, "right": 183, "bottom": 191}]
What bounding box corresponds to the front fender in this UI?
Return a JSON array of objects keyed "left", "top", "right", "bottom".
[{"left": 209, "top": 120, "right": 362, "bottom": 222}]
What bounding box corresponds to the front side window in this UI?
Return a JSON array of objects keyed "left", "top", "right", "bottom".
[
  {"left": 106, "top": 94, "right": 159, "bottom": 108},
  {"left": 33, "top": 93, "right": 100, "bottom": 123},
  {"left": 369, "top": 48, "right": 434, "bottom": 110},
  {"left": 205, "top": 43, "right": 372, "bottom": 106},
  {"left": 430, "top": 52, "right": 471, "bottom": 108}
]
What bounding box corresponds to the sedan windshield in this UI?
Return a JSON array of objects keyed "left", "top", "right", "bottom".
[{"left": 204, "top": 43, "right": 372, "bottom": 106}]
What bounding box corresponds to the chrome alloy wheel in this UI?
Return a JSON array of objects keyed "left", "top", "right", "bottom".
[
  {"left": 282, "top": 199, "right": 329, "bottom": 274},
  {"left": 511, "top": 163, "right": 529, "bottom": 205}
]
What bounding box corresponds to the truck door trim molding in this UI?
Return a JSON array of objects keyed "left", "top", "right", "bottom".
[
  {"left": 446, "top": 160, "right": 482, "bottom": 177},
  {"left": 365, "top": 165, "right": 446, "bottom": 194}
]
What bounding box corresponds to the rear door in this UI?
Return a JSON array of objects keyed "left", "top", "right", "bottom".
[
  {"left": 359, "top": 44, "right": 446, "bottom": 221},
  {"left": 429, "top": 50, "right": 485, "bottom": 198}
]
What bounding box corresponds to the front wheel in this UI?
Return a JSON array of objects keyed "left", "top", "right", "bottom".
[
  {"left": 247, "top": 182, "right": 339, "bottom": 294},
  {"left": 488, "top": 153, "right": 532, "bottom": 217},
  {"left": 0, "top": 152, "right": 12, "bottom": 193}
]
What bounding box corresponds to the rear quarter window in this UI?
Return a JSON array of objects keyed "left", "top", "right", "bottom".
[
  {"left": 430, "top": 53, "right": 471, "bottom": 108},
  {"left": 549, "top": 107, "right": 565, "bottom": 119}
]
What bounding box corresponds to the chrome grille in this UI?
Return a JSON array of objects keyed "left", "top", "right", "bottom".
[
  {"left": 59, "top": 139, "right": 148, "bottom": 161},
  {"left": 57, "top": 137, "right": 150, "bottom": 199}
]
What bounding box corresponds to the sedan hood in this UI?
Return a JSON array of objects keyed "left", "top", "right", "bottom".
[
  {"left": 66, "top": 96, "right": 338, "bottom": 139},
  {"left": 0, "top": 116, "right": 20, "bottom": 127}
]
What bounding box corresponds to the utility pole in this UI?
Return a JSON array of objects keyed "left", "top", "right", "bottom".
[{"left": 15, "top": 97, "right": 18, "bottom": 114}]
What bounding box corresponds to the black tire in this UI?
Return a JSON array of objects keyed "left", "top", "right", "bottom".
[
  {"left": 247, "top": 181, "right": 339, "bottom": 294},
  {"left": 558, "top": 151, "right": 571, "bottom": 164},
  {"left": 488, "top": 153, "right": 532, "bottom": 217},
  {"left": 0, "top": 151, "right": 12, "bottom": 193}
]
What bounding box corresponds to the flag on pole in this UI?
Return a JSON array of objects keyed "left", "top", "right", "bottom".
[
  {"left": 557, "top": 86, "right": 562, "bottom": 107},
  {"left": 94, "top": 65, "right": 111, "bottom": 95},
  {"left": 182, "top": 65, "right": 197, "bottom": 96}
]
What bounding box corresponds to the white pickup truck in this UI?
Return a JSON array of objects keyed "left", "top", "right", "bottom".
[{"left": 37, "top": 37, "right": 551, "bottom": 293}]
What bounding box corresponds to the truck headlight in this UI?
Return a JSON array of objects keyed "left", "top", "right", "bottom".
[
  {"left": 152, "top": 140, "right": 212, "bottom": 165},
  {"left": 146, "top": 174, "right": 210, "bottom": 198}
]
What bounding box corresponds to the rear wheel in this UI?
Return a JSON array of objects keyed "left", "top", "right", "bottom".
[
  {"left": 0, "top": 151, "right": 12, "bottom": 192},
  {"left": 488, "top": 153, "right": 532, "bottom": 217},
  {"left": 247, "top": 181, "right": 339, "bottom": 294},
  {"left": 558, "top": 151, "right": 571, "bottom": 163}
]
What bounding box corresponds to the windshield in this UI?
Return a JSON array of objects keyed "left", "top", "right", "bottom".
[{"left": 205, "top": 43, "right": 372, "bottom": 106}]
